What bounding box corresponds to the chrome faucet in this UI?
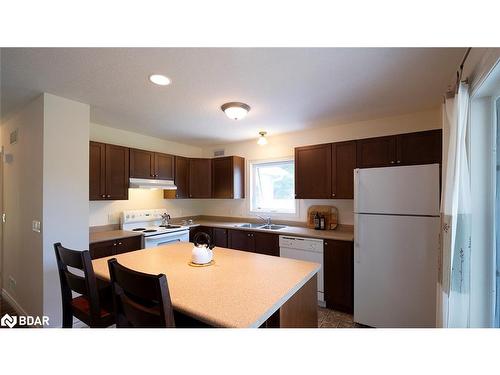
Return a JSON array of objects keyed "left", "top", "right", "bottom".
[
  {"left": 161, "top": 213, "right": 171, "bottom": 226},
  {"left": 256, "top": 215, "right": 272, "bottom": 226}
]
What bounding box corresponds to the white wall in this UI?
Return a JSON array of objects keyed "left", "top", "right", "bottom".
[
  {"left": 1, "top": 95, "right": 44, "bottom": 317},
  {"left": 89, "top": 123, "right": 204, "bottom": 226},
  {"left": 201, "top": 108, "right": 442, "bottom": 225},
  {"left": 42, "top": 94, "right": 90, "bottom": 327}
]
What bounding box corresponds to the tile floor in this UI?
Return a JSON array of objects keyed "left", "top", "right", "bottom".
[{"left": 318, "top": 307, "right": 369, "bottom": 328}]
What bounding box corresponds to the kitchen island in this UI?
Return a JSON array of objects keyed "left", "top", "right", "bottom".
[{"left": 91, "top": 242, "right": 320, "bottom": 328}]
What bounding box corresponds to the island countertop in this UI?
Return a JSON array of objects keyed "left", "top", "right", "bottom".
[{"left": 91, "top": 242, "right": 320, "bottom": 328}]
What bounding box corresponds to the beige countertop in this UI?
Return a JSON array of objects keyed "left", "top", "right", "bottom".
[
  {"left": 92, "top": 242, "right": 320, "bottom": 328},
  {"left": 89, "top": 230, "right": 143, "bottom": 244},
  {"left": 182, "top": 219, "right": 354, "bottom": 242}
]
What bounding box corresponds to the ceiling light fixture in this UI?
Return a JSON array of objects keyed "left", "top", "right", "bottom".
[
  {"left": 257, "top": 131, "right": 268, "bottom": 146},
  {"left": 221, "top": 102, "right": 251, "bottom": 120},
  {"left": 149, "top": 74, "right": 171, "bottom": 86}
]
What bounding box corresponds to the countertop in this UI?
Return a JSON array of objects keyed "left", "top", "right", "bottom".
[
  {"left": 89, "top": 230, "right": 143, "bottom": 244},
  {"left": 181, "top": 219, "right": 354, "bottom": 242},
  {"left": 91, "top": 242, "right": 320, "bottom": 328}
]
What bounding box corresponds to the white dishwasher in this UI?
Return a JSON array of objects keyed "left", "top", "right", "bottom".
[{"left": 279, "top": 235, "right": 324, "bottom": 305}]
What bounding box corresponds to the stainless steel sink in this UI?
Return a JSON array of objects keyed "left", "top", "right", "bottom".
[
  {"left": 259, "top": 224, "right": 287, "bottom": 230},
  {"left": 235, "top": 223, "right": 265, "bottom": 229}
]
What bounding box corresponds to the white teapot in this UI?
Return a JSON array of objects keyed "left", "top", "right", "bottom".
[{"left": 191, "top": 232, "right": 214, "bottom": 264}]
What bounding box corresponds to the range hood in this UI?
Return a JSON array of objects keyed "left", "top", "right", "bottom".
[{"left": 129, "top": 178, "right": 177, "bottom": 190}]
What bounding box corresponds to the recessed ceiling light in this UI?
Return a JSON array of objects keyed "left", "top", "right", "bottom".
[
  {"left": 149, "top": 74, "right": 171, "bottom": 86},
  {"left": 221, "top": 102, "right": 251, "bottom": 120}
]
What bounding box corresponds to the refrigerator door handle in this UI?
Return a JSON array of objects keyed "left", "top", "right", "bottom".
[
  {"left": 353, "top": 169, "right": 360, "bottom": 213},
  {"left": 354, "top": 214, "right": 361, "bottom": 263}
]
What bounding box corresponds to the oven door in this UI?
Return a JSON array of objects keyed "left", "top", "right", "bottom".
[{"left": 144, "top": 230, "right": 190, "bottom": 248}]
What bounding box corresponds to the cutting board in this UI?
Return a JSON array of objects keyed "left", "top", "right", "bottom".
[{"left": 307, "top": 205, "right": 338, "bottom": 230}]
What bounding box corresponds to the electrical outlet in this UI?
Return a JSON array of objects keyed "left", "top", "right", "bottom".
[
  {"left": 8, "top": 276, "right": 16, "bottom": 292},
  {"left": 32, "top": 220, "right": 41, "bottom": 233}
]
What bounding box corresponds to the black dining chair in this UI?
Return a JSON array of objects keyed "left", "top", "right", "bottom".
[
  {"left": 107, "top": 258, "right": 176, "bottom": 328},
  {"left": 54, "top": 243, "right": 115, "bottom": 328}
]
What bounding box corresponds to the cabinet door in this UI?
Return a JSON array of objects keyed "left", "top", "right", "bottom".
[
  {"left": 212, "top": 157, "right": 234, "bottom": 198},
  {"left": 228, "top": 229, "right": 255, "bottom": 252},
  {"left": 397, "top": 130, "right": 442, "bottom": 166},
  {"left": 114, "top": 236, "right": 142, "bottom": 255},
  {"left": 174, "top": 156, "right": 189, "bottom": 199},
  {"left": 89, "top": 141, "right": 106, "bottom": 200},
  {"left": 188, "top": 158, "right": 212, "bottom": 198},
  {"left": 295, "top": 144, "right": 332, "bottom": 199},
  {"left": 332, "top": 141, "right": 356, "bottom": 199},
  {"left": 89, "top": 240, "right": 115, "bottom": 259},
  {"left": 155, "top": 152, "right": 175, "bottom": 180},
  {"left": 105, "top": 144, "right": 129, "bottom": 200},
  {"left": 253, "top": 232, "right": 279, "bottom": 257},
  {"left": 324, "top": 240, "right": 354, "bottom": 313},
  {"left": 213, "top": 227, "right": 228, "bottom": 248},
  {"left": 189, "top": 226, "right": 213, "bottom": 243},
  {"left": 356, "top": 136, "right": 397, "bottom": 168},
  {"left": 130, "top": 148, "right": 155, "bottom": 178}
]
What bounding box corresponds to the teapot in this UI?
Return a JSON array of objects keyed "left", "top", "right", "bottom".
[{"left": 191, "top": 232, "right": 215, "bottom": 264}]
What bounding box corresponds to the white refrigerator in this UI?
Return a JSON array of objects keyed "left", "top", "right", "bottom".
[{"left": 354, "top": 164, "right": 440, "bottom": 328}]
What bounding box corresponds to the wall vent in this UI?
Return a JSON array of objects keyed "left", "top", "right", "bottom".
[
  {"left": 213, "top": 149, "right": 225, "bottom": 157},
  {"left": 10, "top": 129, "right": 18, "bottom": 145}
]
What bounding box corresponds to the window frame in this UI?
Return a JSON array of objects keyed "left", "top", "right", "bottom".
[{"left": 247, "top": 157, "right": 299, "bottom": 219}]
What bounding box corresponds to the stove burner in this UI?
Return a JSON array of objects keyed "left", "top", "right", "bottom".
[
  {"left": 143, "top": 229, "right": 158, "bottom": 233},
  {"left": 159, "top": 225, "right": 181, "bottom": 229},
  {"left": 132, "top": 228, "right": 146, "bottom": 231}
]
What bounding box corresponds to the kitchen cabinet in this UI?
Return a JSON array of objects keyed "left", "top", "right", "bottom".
[
  {"left": 173, "top": 156, "right": 189, "bottom": 199},
  {"left": 212, "top": 156, "right": 245, "bottom": 199},
  {"left": 130, "top": 148, "right": 174, "bottom": 180},
  {"left": 356, "top": 136, "right": 397, "bottom": 168},
  {"left": 295, "top": 143, "right": 332, "bottom": 199},
  {"left": 189, "top": 226, "right": 213, "bottom": 243},
  {"left": 89, "top": 141, "right": 129, "bottom": 201},
  {"left": 89, "top": 235, "right": 142, "bottom": 259},
  {"left": 396, "top": 129, "right": 442, "bottom": 166},
  {"left": 188, "top": 158, "right": 212, "bottom": 198},
  {"left": 331, "top": 141, "right": 356, "bottom": 199},
  {"left": 324, "top": 240, "right": 353, "bottom": 314},
  {"left": 356, "top": 130, "right": 442, "bottom": 168},
  {"left": 213, "top": 227, "right": 228, "bottom": 248},
  {"left": 228, "top": 229, "right": 279, "bottom": 256}
]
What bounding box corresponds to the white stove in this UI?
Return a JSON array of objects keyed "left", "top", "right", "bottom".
[{"left": 121, "top": 209, "right": 190, "bottom": 248}]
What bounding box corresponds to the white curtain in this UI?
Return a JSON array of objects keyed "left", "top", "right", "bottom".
[{"left": 438, "top": 82, "right": 472, "bottom": 328}]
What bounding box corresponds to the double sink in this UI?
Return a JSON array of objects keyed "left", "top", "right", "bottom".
[{"left": 235, "top": 223, "right": 287, "bottom": 231}]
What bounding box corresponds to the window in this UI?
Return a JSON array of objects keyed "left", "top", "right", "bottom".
[{"left": 249, "top": 159, "right": 296, "bottom": 215}]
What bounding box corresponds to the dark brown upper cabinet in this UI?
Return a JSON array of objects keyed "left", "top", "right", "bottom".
[
  {"left": 356, "top": 130, "right": 442, "bottom": 168},
  {"left": 356, "top": 135, "right": 397, "bottom": 168},
  {"left": 396, "top": 129, "right": 442, "bottom": 166},
  {"left": 173, "top": 156, "right": 189, "bottom": 199},
  {"left": 212, "top": 156, "right": 245, "bottom": 199},
  {"left": 188, "top": 158, "right": 212, "bottom": 198},
  {"left": 332, "top": 141, "right": 357, "bottom": 199},
  {"left": 130, "top": 149, "right": 174, "bottom": 180},
  {"left": 295, "top": 143, "right": 332, "bottom": 199},
  {"left": 90, "top": 141, "right": 129, "bottom": 201}
]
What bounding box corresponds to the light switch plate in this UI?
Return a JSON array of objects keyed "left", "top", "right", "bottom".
[{"left": 32, "top": 220, "right": 41, "bottom": 233}]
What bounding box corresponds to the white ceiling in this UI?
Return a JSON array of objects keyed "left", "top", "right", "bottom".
[{"left": 1, "top": 48, "right": 465, "bottom": 146}]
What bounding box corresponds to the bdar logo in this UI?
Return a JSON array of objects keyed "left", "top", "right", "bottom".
[{"left": 1, "top": 313, "right": 17, "bottom": 328}]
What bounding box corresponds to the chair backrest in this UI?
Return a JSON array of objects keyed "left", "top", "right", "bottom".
[
  {"left": 53, "top": 242, "right": 101, "bottom": 321},
  {"left": 107, "top": 258, "right": 175, "bottom": 328}
]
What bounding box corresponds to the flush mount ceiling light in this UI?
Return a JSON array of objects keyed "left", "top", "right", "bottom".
[
  {"left": 149, "top": 74, "right": 171, "bottom": 86},
  {"left": 257, "top": 131, "right": 268, "bottom": 146},
  {"left": 221, "top": 102, "right": 251, "bottom": 120}
]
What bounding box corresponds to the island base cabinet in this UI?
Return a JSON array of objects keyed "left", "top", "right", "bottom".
[{"left": 324, "top": 240, "right": 354, "bottom": 314}]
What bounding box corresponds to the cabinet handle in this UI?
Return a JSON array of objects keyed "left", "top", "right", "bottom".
[
  {"left": 113, "top": 243, "right": 117, "bottom": 246},
  {"left": 332, "top": 193, "right": 336, "bottom": 197},
  {"left": 390, "top": 161, "right": 395, "bottom": 164},
  {"left": 107, "top": 194, "right": 111, "bottom": 198},
  {"left": 397, "top": 160, "right": 401, "bottom": 164},
  {"left": 118, "top": 242, "right": 122, "bottom": 245},
  {"left": 101, "top": 194, "right": 106, "bottom": 198}
]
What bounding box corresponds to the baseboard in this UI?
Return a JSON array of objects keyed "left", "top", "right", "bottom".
[{"left": 1, "top": 288, "right": 28, "bottom": 316}]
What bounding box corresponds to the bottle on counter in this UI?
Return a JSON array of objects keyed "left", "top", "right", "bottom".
[
  {"left": 314, "top": 212, "right": 321, "bottom": 230},
  {"left": 320, "top": 215, "right": 326, "bottom": 230}
]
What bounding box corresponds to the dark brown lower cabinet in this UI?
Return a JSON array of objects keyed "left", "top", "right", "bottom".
[
  {"left": 212, "top": 227, "right": 228, "bottom": 248},
  {"left": 89, "top": 236, "right": 142, "bottom": 259},
  {"left": 324, "top": 240, "right": 354, "bottom": 314},
  {"left": 227, "top": 229, "right": 279, "bottom": 256}
]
